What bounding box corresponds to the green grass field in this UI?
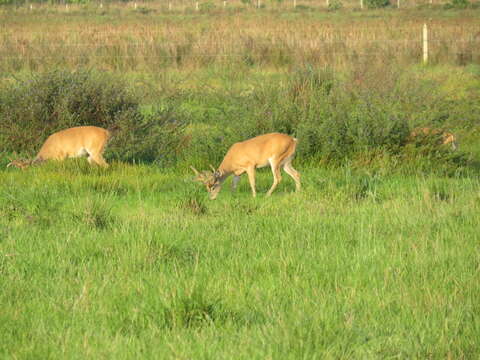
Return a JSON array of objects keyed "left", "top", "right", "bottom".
[
  {"left": 1, "top": 162, "right": 479, "bottom": 358},
  {"left": 1, "top": 3, "right": 480, "bottom": 359}
]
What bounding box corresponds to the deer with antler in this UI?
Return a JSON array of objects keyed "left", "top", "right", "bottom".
[
  {"left": 191, "top": 133, "right": 301, "bottom": 199},
  {"left": 7, "top": 126, "right": 111, "bottom": 169}
]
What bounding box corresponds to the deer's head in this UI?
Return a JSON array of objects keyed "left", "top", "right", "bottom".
[
  {"left": 190, "top": 165, "right": 223, "bottom": 200},
  {"left": 442, "top": 132, "right": 458, "bottom": 151}
]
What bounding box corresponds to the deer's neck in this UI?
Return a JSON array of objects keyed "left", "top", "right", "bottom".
[{"left": 217, "top": 165, "right": 232, "bottom": 183}]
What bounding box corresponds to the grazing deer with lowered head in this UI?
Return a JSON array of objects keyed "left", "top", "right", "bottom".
[
  {"left": 7, "top": 126, "right": 111, "bottom": 169},
  {"left": 191, "top": 133, "right": 301, "bottom": 199},
  {"left": 408, "top": 127, "right": 458, "bottom": 150}
]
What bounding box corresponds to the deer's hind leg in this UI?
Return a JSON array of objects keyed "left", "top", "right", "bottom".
[
  {"left": 90, "top": 154, "right": 109, "bottom": 167},
  {"left": 282, "top": 157, "right": 301, "bottom": 192}
]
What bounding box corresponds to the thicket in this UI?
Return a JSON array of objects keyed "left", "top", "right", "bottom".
[
  {"left": 0, "top": 65, "right": 476, "bottom": 174},
  {"left": 365, "top": 0, "right": 390, "bottom": 8}
]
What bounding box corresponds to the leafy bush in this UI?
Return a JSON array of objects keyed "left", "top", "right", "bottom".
[
  {"left": 199, "top": 1, "right": 216, "bottom": 11},
  {"left": 135, "top": 6, "right": 156, "bottom": 15},
  {"left": 365, "top": 0, "right": 390, "bottom": 8},
  {"left": 0, "top": 69, "right": 184, "bottom": 165},
  {"left": 444, "top": 0, "right": 470, "bottom": 9},
  {"left": 328, "top": 0, "right": 343, "bottom": 10}
]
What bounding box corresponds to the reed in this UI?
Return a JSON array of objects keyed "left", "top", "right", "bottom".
[{"left": 0, "top": 7, "right": 478, "bottom": 72}]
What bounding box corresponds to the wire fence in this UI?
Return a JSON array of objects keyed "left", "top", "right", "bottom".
[{"left": 0, "top": 0, "right": 476, "bottom": 10}]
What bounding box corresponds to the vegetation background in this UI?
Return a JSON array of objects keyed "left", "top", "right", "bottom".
[{"left": 1, "top": 2, "right": 479, "bottom": 358}]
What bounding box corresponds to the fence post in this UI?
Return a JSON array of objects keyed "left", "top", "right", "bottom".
[
  {"left": 195, "top": 1, "right": 199, "bottom": 10},
  {"left": 223, "top": 0, "right": 226, "bottom": 7},
  {"left": 134, "top": 2, "right": 137, "bottom": 9},
  {"left": 397, "top": 0, "right": 400, "bottom": 8},
  {"left": 293, "top": 0, "right": 296, "bottom": 8},
  {"left": 326, "top": 0, "right": 329, "bottom": 7},
  {"left": 423, "top": 23, "right": 428, "bottom": 64},
  {"left": 360, "top": 0, "right": 363, "bottom": 9}
]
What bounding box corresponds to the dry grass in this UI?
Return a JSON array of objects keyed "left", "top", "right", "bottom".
[{"left": 0, "top": 7, "right": 479, "bottom": 72}]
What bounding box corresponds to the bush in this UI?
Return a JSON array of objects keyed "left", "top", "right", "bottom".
[
  {"left": 0, "top": 69, "right": 184, "bottom": 165},
  {"left": 199, "top": 1, "right": 215, "bottom": 11},
  {"left": 365, "top": 0, "right": 390, "bottom": 8},
  {"left": 444, "top": 0, "right": 470, "bottom": 9},
  {"left": 328, "top": 0, "right": 343, "bottom": 10}
]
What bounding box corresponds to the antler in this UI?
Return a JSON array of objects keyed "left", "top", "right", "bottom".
[
  {"left": 190, "top": 165, "right": 216, "bottom": 184},
  {"left": 190, "top": 166, "right": 200, "bottom": 176},
  {"left": 6, "top": 159, "right": 31, "bottom": 170}
]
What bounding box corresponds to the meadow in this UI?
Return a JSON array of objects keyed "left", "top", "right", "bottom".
[
  {"left": 1, "top": 3, "right": 480, "bottom": 359},
  {"left": 1, "top": 163, "right": 480, "bottom": 358}
]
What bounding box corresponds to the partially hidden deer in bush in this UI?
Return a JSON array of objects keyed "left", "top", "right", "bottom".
[
  {"left": 7, "top": 126, "right": 111, "bottom": 169},
  {"left": 191, "top": 133, "right": 301, "bottom": 199},
  {"left": 408, "top": 127, "right": 458, "bottom": 150}
]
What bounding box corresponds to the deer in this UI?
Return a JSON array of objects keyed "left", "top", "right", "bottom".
[
  {"left": 408, "top": 127, "right": 458, "bottom": 150},
  {"left": 7, "top": 126, "right": 111, "bottom": 169},
  {"left": 191, "top": 133, "right": 301, "bottom": 199}
]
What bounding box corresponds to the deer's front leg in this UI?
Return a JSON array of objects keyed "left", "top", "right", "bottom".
[
  {"left": 246, "top": 167, "right": 256, "bottom": 197},
  {"left": 231, "top": 175, "right": 241, "bottom": 191}
]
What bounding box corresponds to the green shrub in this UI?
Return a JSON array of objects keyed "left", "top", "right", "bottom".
[
  {"left": 444, "top": 0, "right": 470, "bottom": 9},
  {"left": 199, "top": 1, "right": 215, "bottom": 11},
  {"left": 365, "top": 0, "right": 390, "bottom": 8},
  {"left": 135, "top": 6, "right": 156, "bottom": 15},
  {"left": 328, "top": 0, "right": 343, "bottom": 10}
]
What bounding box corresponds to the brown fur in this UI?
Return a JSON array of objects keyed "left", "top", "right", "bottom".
[
  {"left": 408, "top": 127, "right": 457, "bottom": 150},
  {"left": 7, "top": 126, "right": 111, "bottom": 169},
  {"left": 192, "top": 133, "right": 301, "bottom": 199}
]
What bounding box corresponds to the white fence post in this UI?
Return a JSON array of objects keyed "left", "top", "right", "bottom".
[
  {"left": 360, "top": 0, "right": 363, "bottom": 9},
  {"left": 423, "top": 23, "right": 428, "bottom": 64},
  {"left": 397, "top": 0, "right": 400, "bottom": 8},
  {"left": 195, "top": 1, "right": 199, "bottom": 10},
  {"left": 326, "top": 0, "right": 329, "bottom": 7},
  {"left": 293, "top": 0, "right": 296, "bottom": 8}
]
